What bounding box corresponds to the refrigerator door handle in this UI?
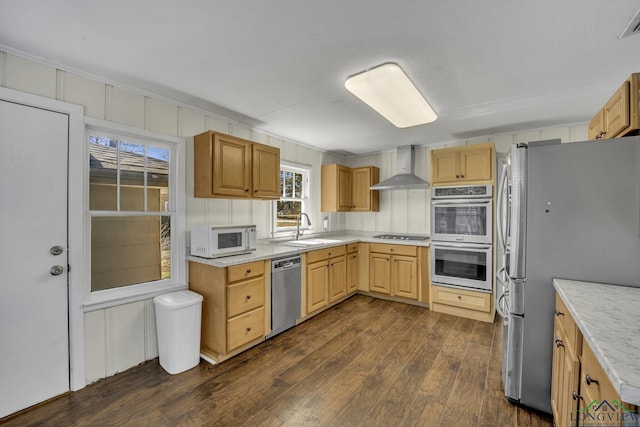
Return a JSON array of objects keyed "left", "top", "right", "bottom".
[
  {"left": 496, "top": 162, "right": 508, "bottom": 253},
  {"left": 509, "top": 143, "right": 527, "bottom": 278}
]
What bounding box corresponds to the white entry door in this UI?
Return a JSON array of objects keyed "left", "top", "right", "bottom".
[{"left": 0, "top": 100, "right": 70, "bottom": 418}]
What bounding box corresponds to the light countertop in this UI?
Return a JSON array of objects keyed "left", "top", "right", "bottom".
[
  {"left": 187, "top": 232, "right": 430, "bottom": 268},
  {"left": 553, "top": 278, "right": 640, "bottom": 406}
]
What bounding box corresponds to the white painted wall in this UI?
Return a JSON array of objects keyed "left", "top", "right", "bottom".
[{"left": 0, "top": 49, "right": 588, "bottom": 385}]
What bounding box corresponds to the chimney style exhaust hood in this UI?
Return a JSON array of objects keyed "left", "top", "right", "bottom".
[{"left": 370, "top": 145, "right": 430, "bottom": 190}]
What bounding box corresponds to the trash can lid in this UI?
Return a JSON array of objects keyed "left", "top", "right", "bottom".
[{"left": 153, "top": 290, "right": 203, "bottom": 309}]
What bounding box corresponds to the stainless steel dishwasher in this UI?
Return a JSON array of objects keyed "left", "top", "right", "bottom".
[{"left": 267, "top": 254, "right": 301, "bottom": 338}]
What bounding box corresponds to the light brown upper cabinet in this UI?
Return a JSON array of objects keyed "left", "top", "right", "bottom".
[
  {"left": 430, "top": 142, "right": 494, "bottom": 186},
  {"left": 194, "top": 131, "right": 280, "bottom": 199},
  {"left": 589, "top": 73, "right": 640, "bottom": 140},
  {"left": 321, "top": 164, "right": 380, "bottom": 212}
]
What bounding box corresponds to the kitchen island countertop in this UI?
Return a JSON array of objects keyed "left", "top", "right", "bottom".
[
  {"left": 553, "top": 278, "right": 640, "bottom": 406},
  {"left": 187, "top": 232, "right": 430, "bottom": 268}
]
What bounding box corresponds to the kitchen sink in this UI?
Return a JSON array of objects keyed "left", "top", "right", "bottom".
[{"left": 280, "top": 238, "right": 343, "bottom": 247}]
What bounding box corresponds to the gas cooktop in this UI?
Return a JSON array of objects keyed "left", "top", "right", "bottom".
[{"left": 373, "top": 234, "right": 430, "bottom": 241}]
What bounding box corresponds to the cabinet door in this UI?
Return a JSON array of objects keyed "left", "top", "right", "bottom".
[
  {"left": 430, "top": 149, "right": 459, "bottom": 184},
  {"left": 328, "top": 256, "right": 347, "bottom": 303},
  {"left": 351, "top": 167, "right": 371, "bottom": 211},
  {"left": 307, "top": 261, "right": 329, "bottom": 313},
  {"left": 252, "top": 143, "right": 280, "bottom": 199},
  {"left": 604, "top": 80, "right": 630, "bottom": 138},
  {"left": 459, "top": 145, "right": 492, "bottom": 182},
  {"left": 559, "top": 342, "right": 580, "bottom": 427},
  {"left": 588, "top": 109, "right": 605, "bottom": 140},
  {"left": 346, "top": 252, "right": 359, "bottom": 294},
  {"left": 338, "top": 165, "right": 352, "bottom": 211},
  {"left": 550, "top": 321, "right": 565, "bottom": 426},
  {"left": 392, "top": 255, "right": 417, "bottom": 299},
  {"left": 369, "top": 253, "right": 391, "bottom": 294},
  {"left": 213, "top": 134, "right": 252, "bottom": 197}
]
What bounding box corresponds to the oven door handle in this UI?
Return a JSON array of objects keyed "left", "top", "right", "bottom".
[
  {"left": 432, "top": 243, "right": 491, "bottom": 250},
  {"left": 432, "top": 199, "right": 491, "bottom": 205}
]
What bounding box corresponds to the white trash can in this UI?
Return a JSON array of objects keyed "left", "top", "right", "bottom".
[{"left": 153, "top": 290, "right": 203, "bottom": 374}]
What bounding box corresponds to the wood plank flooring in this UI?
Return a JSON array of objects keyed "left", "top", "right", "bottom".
[{"left": 2, "top": 295, "right": 552, "bottom": 426}]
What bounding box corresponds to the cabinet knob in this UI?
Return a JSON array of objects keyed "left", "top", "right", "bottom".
[
  {"left": 460, "top": 175, "right": 465, "bottom": 178},
  {"left": 328, "top": 252, "right": 331, "bottom": 256},
  {"left": 457, "top": 295, "right": 462, "bottom": 300},
  {"left": 585, "top": 374, "right": 599, "bottom": 386},
  {"left": 572, "top": 391, "right": 583, "bottom": 401},
  {"left": 245, "top": 189, "right": 250, "bottom": 192},
  {"left": 456, "top": 175, "right": 460, "bottom": 178},
  {"left": 246, "top": 327, "right": 252, "bottom": 332},
  {"left": 246, "top": 295, "right": 251, "bottom": 301},
  {"left": 554, "top": 337, "right": 564, "bottom": 348},
  {"left": 554, "top": 310, "right": 564, "bottom": 317},
  {"left": 246, "top": 269, "right": 251, "bottom": 274}
]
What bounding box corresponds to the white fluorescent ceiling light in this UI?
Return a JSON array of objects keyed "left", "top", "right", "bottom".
[{"left": 345, "top": 63, "right": 437, "bottom": 128}]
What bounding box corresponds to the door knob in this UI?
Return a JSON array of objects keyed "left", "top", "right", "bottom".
[
  {"left": 50, "top": 246, "right": 64, "bottom": 256},
  {"left": 49, "top": 265, "right": 64, "bottom": 276}
]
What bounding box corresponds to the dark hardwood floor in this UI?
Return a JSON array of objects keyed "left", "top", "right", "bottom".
[{"left": 2, "top": 295, "right": 552, "bottom": 426}]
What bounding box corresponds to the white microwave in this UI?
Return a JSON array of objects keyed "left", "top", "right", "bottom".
[{"left": 190, "top": 224, "right": 257, "bottom": 258}]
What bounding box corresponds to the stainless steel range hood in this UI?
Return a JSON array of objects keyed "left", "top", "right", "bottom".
[{"left": 370, "top": 145, "right": 430, "bottom": 190}]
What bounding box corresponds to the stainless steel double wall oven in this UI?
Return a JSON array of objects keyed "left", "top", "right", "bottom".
[{"left": 430, "top": 185, "right": 493, "bottom": 292}]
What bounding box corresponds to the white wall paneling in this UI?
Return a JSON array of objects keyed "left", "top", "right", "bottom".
[
  {"left": 144, "top": 300, "right": 159, "bottom": 361},
  {"left": 105, "top": 301, "right": 147, "bottom": 377},
  {"left": 63, "top": 72, "right": 106, "bottom": 119},
  {"left": 84, "top": 310, "right": 106, "bottom": 383},
  {"left": 108, "top": 86, "right": 145, "bottom": 128},
  {"left": 4, "top": 55, "right": 56, "bottom": 98},
  {"left": 146, "top": 97, "right": 178, "bottom": 136},
  {"left": 0, "top": 51, "right": 6, "bottom": 86}
]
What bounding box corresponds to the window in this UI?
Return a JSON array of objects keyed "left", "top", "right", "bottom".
[
  {"left": 275, "top": 163, "right": 310, "bottom": 231},
  {"left": 86, "top": 122, "right": 185, "bottom": 308}
]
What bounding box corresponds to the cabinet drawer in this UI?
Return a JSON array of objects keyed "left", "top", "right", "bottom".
[
  {"left": 555, "top": 294, "right": 581, "bottom": 353},
  {"left": 228, "top": 260, "right": 264, "bottom": 283},
  {"left": 306, "top": 245, "right": 346, "bottom": 264},
  {"left": 227, "top": 277, "right": 264, "bottom": 317},
  {"left": 346, "top": 243, "right": 358, "bottom": 253},
  {"left": 432, "top": 285, "right": 490, "bottom": 312},
  {"left": 369, "top": 243, "right": 417, "bottom": 257},
  {"left": 580, "top": 339, "right": 618, "bottom": 404},
  {"left": 227, "top": 307, "right": 264, "bottom": 351}
]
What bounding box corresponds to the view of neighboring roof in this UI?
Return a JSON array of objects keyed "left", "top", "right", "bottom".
[{"left": 89, "top": 142, "right": 168, "bottom": 175}]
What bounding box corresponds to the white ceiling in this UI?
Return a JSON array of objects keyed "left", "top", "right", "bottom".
[{"left": 1, "top": 1, "right": 639, "bottom": 155}]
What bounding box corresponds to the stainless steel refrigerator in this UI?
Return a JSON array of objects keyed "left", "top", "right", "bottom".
[{"left": 496, "top": 136, "right": 640, "bottom": 413}]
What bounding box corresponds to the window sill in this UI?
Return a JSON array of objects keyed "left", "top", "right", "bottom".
[{"left": 84, "top": 282, "right": 187, "bottom": 312}]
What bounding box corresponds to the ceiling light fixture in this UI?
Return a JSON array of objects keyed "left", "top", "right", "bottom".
[{"left": 345, "top": 63, "right": 437, "bottom": 128}]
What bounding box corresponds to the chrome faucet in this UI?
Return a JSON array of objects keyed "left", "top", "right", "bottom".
[{"left": 296, "top": 213, "right": 311, "bottom": 240}]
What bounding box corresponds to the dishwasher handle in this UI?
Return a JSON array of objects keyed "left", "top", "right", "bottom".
[{"left": 272, "top": 256, "right": 301, "bottom": 271}]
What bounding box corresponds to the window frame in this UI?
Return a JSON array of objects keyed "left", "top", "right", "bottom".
[
  {"left": 84, "top": 118, "right": 186, "bottom": 311},
  {"left": 273, "top": 161, "right": 312, "bottom": 234}
]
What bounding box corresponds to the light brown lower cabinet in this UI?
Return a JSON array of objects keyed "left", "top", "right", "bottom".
[
  {"left": 188, "top": 260, "right": 266, "bottom": 362},
  {"left": 368, "top": 243, "right": 418, "bottom": 300},
  {"left": 305, "top": 245, "right": 346, "bottom": 314},
  {"left": 429, "top": 284, "right": 493, "bottom": 322},
  {"left": 551, "top": 292, "right": 638, "bottom": 427},
  {"left": 346, "top": 243, "right": 359, "bottom": 294}
]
